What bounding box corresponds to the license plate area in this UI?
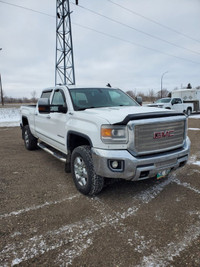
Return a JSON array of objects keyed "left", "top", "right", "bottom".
[{"left": 157, "top": 169, "right": 170, "bottom": 180}]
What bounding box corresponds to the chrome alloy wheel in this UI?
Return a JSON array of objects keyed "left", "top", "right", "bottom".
[
  {"left": 74, "top": 156, "right": 88, "bottom": 187},
  {"left": 24, "top": 130, "right": 29, "bottom": 147}
]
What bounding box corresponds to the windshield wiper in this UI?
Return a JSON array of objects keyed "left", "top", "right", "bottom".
[{"left": 77, "top": 106, "right": 96, "bottom": 111}]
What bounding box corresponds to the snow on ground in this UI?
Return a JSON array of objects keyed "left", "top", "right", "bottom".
[
  {"left": 188, "top": 128, "right": 200, "bottom": 131},
  {"left": 0, "top": 108, "right": 21, "bottom": 127},
  {"left": 188, "top": 155, "right": 200, "bottom": 167},
  {"left": 190, "top": 114, "right": 200, "bottom": 119}
]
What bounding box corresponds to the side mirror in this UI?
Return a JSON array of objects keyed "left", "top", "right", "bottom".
[
  {"left": 58, "top": 106, "right": 67, "bottom": 113},
  {"left": 38, "top": 98, "right": 50, "bottom": 113},
  {"left": 136, "top": 96, "right": 142, "bottom": 106}
]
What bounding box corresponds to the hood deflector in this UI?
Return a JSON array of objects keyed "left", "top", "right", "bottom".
[{"left": 114, "top": 111, "right": 185, "bottom": 125}]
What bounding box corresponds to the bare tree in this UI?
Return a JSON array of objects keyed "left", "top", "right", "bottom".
[
  {"left": 30, "top": 90, "right": 37, "bottom": 103},
  {"left": 157, "top": 89, "right": 169, "bottom": 98},
  {"left": 148, "top": 89, "right": 156, "bottom": 102},
  {"left": 126, "top": 90, "right": 136, "bottom": 99}
]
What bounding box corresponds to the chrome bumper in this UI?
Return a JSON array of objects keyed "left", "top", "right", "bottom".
[{"left": 92, "top": 137, "right": 191, "bottom": 181}]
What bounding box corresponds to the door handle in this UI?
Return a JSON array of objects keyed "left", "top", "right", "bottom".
[{"left": 46, "top": 115, "right": 51, "bottom": 119}]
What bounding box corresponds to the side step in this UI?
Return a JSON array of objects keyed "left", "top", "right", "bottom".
[{"left": 37, "top": 142, "right": 66, "bottom": 163}]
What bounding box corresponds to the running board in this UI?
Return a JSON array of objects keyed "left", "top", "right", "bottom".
[{"left": 37, "top": 142, "right": 66, "bottom": 163}]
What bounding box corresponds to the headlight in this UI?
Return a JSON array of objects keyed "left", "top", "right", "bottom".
[{"left": 101, "top": 125, "right": 128, "bottom": 144}]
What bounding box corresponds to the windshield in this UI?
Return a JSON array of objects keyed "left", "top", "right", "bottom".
[
  {"left": 156, "top": 98, "right": 171, "bottom": 103},
  {"left": 69, "top": 88, "right": 139, "bottom": 111}
]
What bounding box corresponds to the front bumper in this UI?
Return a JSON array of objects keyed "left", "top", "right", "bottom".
[{"left": 92, "top": 137, "right": 191, "bottom": 181}]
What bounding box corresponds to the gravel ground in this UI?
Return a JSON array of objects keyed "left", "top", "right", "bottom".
[{"left": 0, "top": 118, "right": 200, "bottom": 267}]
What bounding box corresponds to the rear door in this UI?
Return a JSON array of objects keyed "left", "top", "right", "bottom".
[{"left": 34, "top": 89, "right": 53, "bottom": 143}]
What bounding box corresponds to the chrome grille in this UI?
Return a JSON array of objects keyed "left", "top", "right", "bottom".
[{"left": 129, "top": 118, "right": 185, "bottom": 155}]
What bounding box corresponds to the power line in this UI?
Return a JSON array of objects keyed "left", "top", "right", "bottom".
[
  {"left": 0, "top": 0, "right": 199, "bottom": 65},
  {"left": 0, "top": 0, "right": 55, "bottom": 18},
  {"left": 107, "top": 0, "right": 200, "bottom": 44},
  {"left": 71, "top": 2, "right": 200, "bottom": 56},
  {"left": 73, "top": 22, "right": 200, "bottom": 65}
]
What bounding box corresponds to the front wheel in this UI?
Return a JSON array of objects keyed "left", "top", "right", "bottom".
[{"left": 71, "top": 146, "right": 104, "bottom": 196}]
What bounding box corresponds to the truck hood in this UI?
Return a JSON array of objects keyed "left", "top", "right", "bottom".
[{"left": 80, "top": 106, "right": 174, "bottom": 124}]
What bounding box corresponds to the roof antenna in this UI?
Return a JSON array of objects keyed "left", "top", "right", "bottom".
[{"left": 106, "top": 83, "right": 112, "bottom": 88}]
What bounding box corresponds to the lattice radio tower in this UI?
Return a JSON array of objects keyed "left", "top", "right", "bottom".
[{"left": 55, "top": 0, "right": 78, "bottom": 86}]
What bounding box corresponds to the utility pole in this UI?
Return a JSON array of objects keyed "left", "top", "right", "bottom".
[
  {"left": 0, "top": 74, "right": 4, "bottom": 106},
  {"left": 0, "top": 48, "right": 4, "bottom": 106},
  {"left": 55, "top": 0, "right": 78, "bottom": 86},
  {"left": 161, "top": 71, "right": 168, "bottom": 98}
]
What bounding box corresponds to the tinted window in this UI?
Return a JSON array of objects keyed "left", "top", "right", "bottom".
[
  {"left": 41, "top": 91, "right": 52, "bottom": 99},
  {"left": 51, "top": 90, "right": 67, "bottom": 112},
  {"left": 156, "top": 98, "right": 171, "bottom": 103},
  {"left": 52, "top": 90, "right": 66, "bottom": 106}
]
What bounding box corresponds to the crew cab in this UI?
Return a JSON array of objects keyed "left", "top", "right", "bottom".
[
  {"left": 20, "top": 86, "right": 191, "bottom": 195},
  {"left": 147, "top": 97, "right": 193, "bottom": 115}
]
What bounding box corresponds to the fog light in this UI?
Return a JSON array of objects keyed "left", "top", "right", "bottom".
[
  {"left": 108, "top": 160, "right": 124, "bottom": 172},
  {"left": 111, "top": 160, "right": 118, "bottom": 169}
]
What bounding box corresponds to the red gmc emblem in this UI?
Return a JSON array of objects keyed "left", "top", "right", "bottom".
[{"left": 153, "top": 130, "right": 174, "bottom": 139}]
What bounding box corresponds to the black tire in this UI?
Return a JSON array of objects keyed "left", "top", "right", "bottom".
[
  {"left": 23, "top": 125, "right": 38, "bottom": 150},
  {"left": 186, "top": 108, "right": 192, "bottom": 116},
  {"left": 71, "top": 145, "right": 104, "bottom": 196}
]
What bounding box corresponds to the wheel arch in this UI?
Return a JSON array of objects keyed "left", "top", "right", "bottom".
[
  {"left": 21, "top": 116, "right": 29, "bottom": 140},
  {"left": 22, "top": 116, "right": 29, "bottom": 127},
  {"left": 67, "top": 131, "right": 93, "bottom": 153}
]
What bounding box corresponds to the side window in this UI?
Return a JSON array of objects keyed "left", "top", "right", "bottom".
[
  {"left": 41, "top": 91, "right": 52, "bottom": 99},
  {"left": 173, "top": 98, "right": 182, "bottom": 104},
  {"left": 51, "top": 90, "right": 67, "bottom": 112},
  {"left": 172, "top": 98, "right": 176, "bottom": 105}
]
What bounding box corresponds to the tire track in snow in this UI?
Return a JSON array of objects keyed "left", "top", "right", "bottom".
[
  {"left": 1, "top": 178, "right": 173, "bottom": 266},
  {"left": 0, "top": 195, "right": 79, "bottom": 219},
  {"left": 137, "top": 221, "right": 200, "bottom": 267},
  {"left": 1, "top": 175, "right": 199, "bottom": 266},
  {"left": 173, "top": 178, "right": 200, "bottom": 194},
  {"left": 56, "top": 177, "right": 175, "bottom": 265}
]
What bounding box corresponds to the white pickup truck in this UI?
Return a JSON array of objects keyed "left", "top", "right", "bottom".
[
  {"left": 20, "top": 86, "right": 191, "bottom": 195},
  {"left": 147, "top": 97, "right": 193, "bottom": 116}
]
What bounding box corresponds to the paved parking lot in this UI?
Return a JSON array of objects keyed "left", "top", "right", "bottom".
[{"left": 0, "top": 117, "right": 200, "bottom": 266}]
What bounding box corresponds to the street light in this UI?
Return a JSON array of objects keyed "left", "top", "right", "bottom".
[{"left": 161, "top": 71, "right": 168, "bottom": 98}]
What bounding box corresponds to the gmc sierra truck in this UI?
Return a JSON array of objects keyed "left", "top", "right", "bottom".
[{"left": 20, "top": 86, "right": 191, "bottom": 195}]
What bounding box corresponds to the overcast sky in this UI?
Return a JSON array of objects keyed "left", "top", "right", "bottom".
[{"left": 0, "top": 0, "right": 200, "bottom": 98}]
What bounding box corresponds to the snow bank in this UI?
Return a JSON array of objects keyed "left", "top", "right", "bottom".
[{"left": 0, "top": 108, "right": 21, "bottom": 127}]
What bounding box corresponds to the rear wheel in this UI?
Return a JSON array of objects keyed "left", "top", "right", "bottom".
[
  {"left": 71, "top": 146, "right": 104, "bottom": 196},
  {"left": 23, "top": 125, "right": 38, "bottom": 150},
  {"left": 186, "top": 108, "right": 192, "bottom": 116}
]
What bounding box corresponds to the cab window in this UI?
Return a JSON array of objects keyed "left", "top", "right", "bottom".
[{"left": 51, "top": 90, "right": 67, "bottom": 113}]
